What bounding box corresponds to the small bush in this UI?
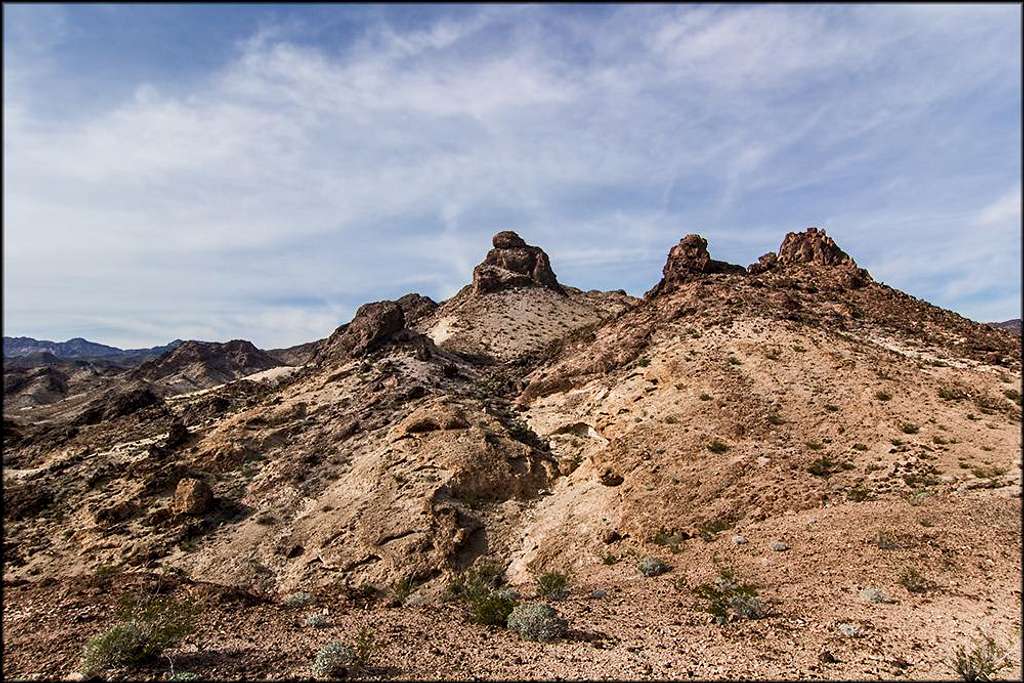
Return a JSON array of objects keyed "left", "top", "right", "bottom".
[
  {"left": 698, "top": 517, "right": 734, "bottom": 541},
  {"left": 852, "top": 443, "right": 868, "bottom": 451},
  {"left": 311, "top": 641, "right": 356, "bottom": 679},
  {"left": 727, "top": 356, "right": 742, "bottom": 366},
  {"left": 600, "top": 553, "right": 620, "bottom": 566},
  {"left": 283, "top": 591, "right": 313, "bottom": 609},
  {"left": 807, "top": 456, "right": 838, "bottom": 477},
  {"left": 898, "top": 567, "right": 930, "bottom": 594},
  {"left": 449, "top": 562, "right": 518, "bottom": 626},
  {"left": 388, "top": 577, "right": 414, "bottom": 607},
  {"left": 900, "top": 422, "right": 920, "bottom": 434},
  {"left": 805, "top": 440, "right": 824, "bottom": 452},
  {"left": 824, "top": 404, "right": 840, "bottom": 413},
  {"left": 971, "top": 464, "right": 1007, "bottom": 479},
  {"left": 874, "top": 390, "right": 892, "bottom": 402},
  {"left": 872, "top": 530, "right": 903, "bottom": 550},
  {"left": 1004, "top": 388, "right": 1021, "bottom": 404},
  {"left": 535, "top": 572, "right": 569, "bottom": 600},
  {"left": 766, "top": 413, "right": 785, "bottom": 426},
  {"left": 693, "top": 569, "right": 765, "bottom": 624},
  {"left": 938, "top": 386, "right": 968, "bottom": 401},
  {"left": 306, "top": 610, "right": 330, "bottom": 628},
  {"left": 506, "top": 603, "right": 567, "bottom": 642},
  {"left": 80, "top": 596, "right": 196, "bottom": 674},
  {"left": 699, "top": 392, "right": 712, "bottom": 401},
  {"left": 948, "top": 635, "right": 1011, "bottom": 681},
  {"left": 636, "top": 356, "right": 651, "bottom": 368},
  {"left": 707, "top": 439, "right": 729, "bottom": 454},
  {"left": 638, "top": 556, "right": 671, "bottom": 577}
]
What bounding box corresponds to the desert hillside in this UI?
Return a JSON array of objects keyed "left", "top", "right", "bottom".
[{"left": 2, "top": 228, "right": 1020, "bottom": 681}]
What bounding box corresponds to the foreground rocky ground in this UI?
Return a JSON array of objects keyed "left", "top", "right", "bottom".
[{"left": 3, "top": 228, "right": 1021, "bottom": 680}]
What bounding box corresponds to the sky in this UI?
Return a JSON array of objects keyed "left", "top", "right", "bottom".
[{"left": 3, "top": 3, "right": 1021, "bottom": 349}]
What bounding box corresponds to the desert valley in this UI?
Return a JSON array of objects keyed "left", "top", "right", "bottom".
[{"left": 3, "top": 227, "right": 1021, "bottom": 680}]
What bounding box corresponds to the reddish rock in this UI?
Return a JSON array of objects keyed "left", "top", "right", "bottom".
[
  {"left": 472, "top": 231, "right": 562, "bottom": 294},
  {"left": 316, "top": 301, "right": 405, "bottom": 364},
  {"left": 747, "top": 252, "right": 779, "bottom": 275},
  {"left": 172, "top": 477, "right": 213, "bottom": 516},
  {"left": 646, "top": 234, "right": 746, "bottom": 297},
  {"left": 777, "top": 227, "right": 858, "bottom": 268}
]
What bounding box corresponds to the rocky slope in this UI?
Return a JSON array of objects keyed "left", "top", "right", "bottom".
[
  {"left": 3, "top": 336, "right": 183, "bottom": 364},
  {"left": 2, "top": 228, "right": 1020, "bottom": 681},
  {"left": 128, "top": 340, "right": 283, "bottom": 395}
]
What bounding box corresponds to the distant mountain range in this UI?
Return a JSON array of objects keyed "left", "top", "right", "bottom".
[
  {"left": 3, "top": 336, "right": 184, "bottom": 363},
  {"left": 990, "top": 319, "right": 1022, "bottom": 335}
]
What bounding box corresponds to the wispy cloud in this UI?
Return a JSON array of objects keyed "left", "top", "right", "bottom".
[{"left": 3, "top": 4, "right": 1020, "bottom": 347}]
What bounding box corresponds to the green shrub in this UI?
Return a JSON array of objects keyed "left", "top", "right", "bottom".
[
  {"left": 638, "top": 556, "right": 670, "bottom": 577},
  {"left": 80, "top": 596, "right": 196, "bottom": 674},
  {"left": 506, "top": 603, "right": 567, "bottom": 642},
  {"left": 693, "top": 569, "right": 765, "bottom": 624},
  {"left": 312, "top": 641, "right": 356, "bottom": 678},
  {"left": 637, "top": 356, "right": 651, "bottom": 368},
  {"left": 283, "top": 591, "right": 313, "bottom": 608},
  {"left": 699, "top": 392, "right": 712, "bottom": 401},
  {"left": 948, "top": 635, "right": 1011, "bottom": 681},
  {"left": 388, "top": 577, "right": 414, "bottom": 607},
  {"left": 449, "top": 562, "right": 518, "bottom": 626},
  {"left": 535, "top": 572, "right": 569, "bottom": 600},
  {"left": 306, "top": 610, "right": 330, "bottom": 628},
  {"left": 311, "top": 627, "right": 378, "bottom": 679}
]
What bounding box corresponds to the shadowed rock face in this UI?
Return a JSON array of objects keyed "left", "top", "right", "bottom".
[
  {"left": 316, "top": 300, "right": 406, "bottom": 364},
  {"left": 472, "top": 231, "right": 562, "bottom": 294},
  {"left": 646, "top": 234, "right": 745, "bottom": 297}
]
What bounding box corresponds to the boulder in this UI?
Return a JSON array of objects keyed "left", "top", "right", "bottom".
[
  {"left": 471, "top": 231, "right": 562, "bottom": 294},
  {"left": 172, "top": 478, "right": 213, "bottom": 516},
  {"left": 747, "top": 252, "right": 778, "bottom": 275}
]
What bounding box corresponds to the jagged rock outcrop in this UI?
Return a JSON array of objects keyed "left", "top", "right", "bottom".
[
  {"left": 471, "top": 231, "right": 562, "bottom": 294},
  {"left": 645, "top": 234, "right": 746, "bottom": 297},
  {"left": 777, "top": 227, "right": 858, "bottom": 268},
  {"left": 316, "top": 301, "right": 406, "bottom": 365},
  {"left": 747, "top": 252, "right": 779, "bottom": 275},
  {"left": 396, "top": 293, "right": 439, "bottom": 324}
]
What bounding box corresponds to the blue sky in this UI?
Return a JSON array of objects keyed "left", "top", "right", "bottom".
[{"left": 4, "top": 3, "right": 1021, "bottom": 348}]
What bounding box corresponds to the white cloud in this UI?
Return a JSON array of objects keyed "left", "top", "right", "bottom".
[{"left": 3, "top": 4, "right": 1020, "bottom": 347}]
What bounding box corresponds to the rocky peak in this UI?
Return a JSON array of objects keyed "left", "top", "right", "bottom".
[
  {"left": 777, "top": 227, "right": 858, "bottom": 268},
  {"left": 317, "top": 300, "right": 406, "bottom": 364},
  {"left": 471, "top": 231, "right": 562, "bottom": 295},
  {"left": 646, "top": 234, "right": 745, "bottom": 297}
]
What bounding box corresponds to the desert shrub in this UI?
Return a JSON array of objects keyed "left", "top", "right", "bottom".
[
  {"left": 507, "top": 603, "right": 567, "bottom": 642},
  {"left": 805, "top": 440, "right": 824, "bottom": 452},
  {"left": 449, "top": 562, "right": 518, "bottom": 626},
  {"left": 847, "top": 484, "right": 873, "bottom": 502},
  {"left": 852, "top": 443, "right": 868, "bottom": 451},
  {"left": 948, "top": 635, "right": 1011, "bottom": 681},
  {"left": 636, "top": 356, "right": 651, "bottom": 367},
  {"left": 872, "top": 530, "right": 903, "bottom": 550},
  {"left": 699, "top": 392, "right": 712, "bottom": 401},
  {"left": 971, "top": 464, "right": 1007, "bottom": 479},
  {"left": 312, "top": 641, "right": 357, "bottom": 678},
  {"left": 898, "top": 567, "right": 931, "bottom": 594},
  {"left": 283, "top": 591, "right": 313, "bottom": 608},
  {"left": 311, "top": 627, "right": 378, "bottom": 678},
  {"left": 654, "top": 528, "right": 688, "bottom": 552},
  {"left": 939, "top": 386, "right": 969, "bottom": 401},
  {"left": 807, "top": 455, "right": 840, "bottom": 477},
  {"left": 388, "top": 577, "right": 414, "bottom": 607},
  {"left": 535, "top": 572, "right": 569, "bottom": 600},
  {"left": 824, "top": 404, "right": 840, "bottom": 413},
  {"left": 698, "top": 517, "right": 734, "bottom": 541},
  {"left": 306, "top": 610, "right": 330, "bottom": 628},
  {"left": 693, "top": 569, "right": 765, "bottom": 624},
  {"left": 900, "top": 422, "right": 920, "bottom": 434},
  {"left": 874, "top": 390, "right": 892, "bottom": 402},
  {"left": 600, "top": 553, "right": 620, "bottom": 565},
  {"left": 727, "top": 356, "right": 742, "bottom": 366},
  {"left": 766, "top": 413, "right": 785, "bottom": 426},
  {"left": 638, "top": 556, "right": 671, "bottom": 577},
  {"left": 1004, "top": 388, "right": 1021, "bottom": 404},
  {"left": 707, "top": 438, "right": 729, "bottom": 454},
  {"left": 80, "top": 596, "right": 196, "bottom": 674},
  {"left": 168, "top": 672, "right": 200, "bottom": 681}
]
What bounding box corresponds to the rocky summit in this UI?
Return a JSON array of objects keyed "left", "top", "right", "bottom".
[
  {"left": 3, "top": 227, "right": 1021, "bottom": 681},
  {"left": 472, "top": 230, "right": 563, "bottom": 294}
]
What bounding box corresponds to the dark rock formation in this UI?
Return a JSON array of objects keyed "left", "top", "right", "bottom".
[
  {"left": 777, "top": 227, "right": 858, "bottom": 268},
  {"left": 316, "top": 301, "right": 406, "bottom": 364},
  {"left": 747, "top": 252, "right": 778, "bottom": 275},
  {"left": 472, "top": 231, "right": 562, "bottom": 295},
  {"left": 396, "top": 293, "right": 439, "bottom": 325},
  {"left": 646, "top": 234, "right": 746, "bottom": 297}
]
